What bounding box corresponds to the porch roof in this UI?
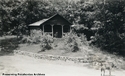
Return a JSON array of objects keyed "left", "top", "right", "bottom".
[{"left": 29, "top": 19, "right": 48, "bottom": 26}]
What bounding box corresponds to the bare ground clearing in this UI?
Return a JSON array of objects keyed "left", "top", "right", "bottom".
[{"left": 0, "top": 54, "right": 125, "bottom": 76}]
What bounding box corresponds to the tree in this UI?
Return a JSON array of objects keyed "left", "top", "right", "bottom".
[{"left": 92, "top": 0, "right": 125, "bottom": 56}]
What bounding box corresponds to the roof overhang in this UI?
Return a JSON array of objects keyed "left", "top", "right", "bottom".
[
  {"left": 29, "top": 19, "right": 48, "bottom": 26},
  {"left": 28, "top": 14, "right": 72, "bottom": 27}
]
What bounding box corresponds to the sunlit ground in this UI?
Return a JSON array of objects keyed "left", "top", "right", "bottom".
[{"left": 0, "top": 54, "right": 125, "bottom": 76}]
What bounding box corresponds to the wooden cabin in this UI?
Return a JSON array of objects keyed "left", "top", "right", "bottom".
[{"left": 28, "top": 14, "right": 72, "bottom": 38}]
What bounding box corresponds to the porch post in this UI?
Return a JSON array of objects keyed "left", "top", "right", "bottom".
[
  {"left": 42, "top": 25, "right": 44, "bottom": 35},
  {"left": 62, "top": 25, "right": 64, "bottom": 37},
  {"left": 51, "top": 25, "right": 54, "bottom": 37}
]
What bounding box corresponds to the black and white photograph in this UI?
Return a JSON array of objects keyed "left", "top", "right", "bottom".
[{"left": 0, "top": 0, "right": 125, "bottom": 76}]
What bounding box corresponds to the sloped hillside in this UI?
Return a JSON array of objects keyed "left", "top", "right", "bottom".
[{"left": 17, "top": 36, "right": 125, "bottom": 70}]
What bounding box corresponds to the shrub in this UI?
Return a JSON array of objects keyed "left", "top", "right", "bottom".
[
  {"left": 20, "top": 30, "right": 42, "bottom": 44},
  {"left": 63, "top": 33, "right": 79, "bottom": 52},
  {"left": 40, "top": 35, "right": 53, "bottom": 51},
  {"left": 79, "top": 34, "right": 89, "bottom": 46}
]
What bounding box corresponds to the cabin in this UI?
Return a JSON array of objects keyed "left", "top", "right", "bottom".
[{"left": 28, "top": 14, "right": 72, "bottom": 38}]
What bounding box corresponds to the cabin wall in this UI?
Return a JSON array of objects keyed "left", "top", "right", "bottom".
[
  {"left": 63, "top": 25, "right": 70, "bottom": 33},
  {"left": 29, "top": 26, "right": 42, "bottom": 37}
]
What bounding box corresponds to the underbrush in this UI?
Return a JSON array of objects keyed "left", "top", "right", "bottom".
[
  {"left": 20, "top": 30, "right": 54, "bottom": 52},
  {"left": 60, "top": 33, "right": 88, "bottom": 53},
  {"left": 0, "top": 38, "right": 19, "bottom": 55},
  {"left": 19, "top": 31, "right": 125, "bottom": 70},
  {"left": 86, "top": 45, "right": 125, "bottom": 70},
  {"left": 63, "top": 33, "right": 80, "bottom": 52},
  {"left": 20, "top": 30, "right": 43, "bottom": 44},
  {"left": 20, "top": 35, "right": 54, "bottom": 52},
  {"left": 40, "top": 35, "right": 53, "bottom": 52},
  {"left": 20, "top": 31, "right": 89, "bottom": 53}
]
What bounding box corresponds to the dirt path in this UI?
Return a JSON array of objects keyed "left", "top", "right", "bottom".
[{"left": 0, "top": 55, "right": 125, "bottom": 76}]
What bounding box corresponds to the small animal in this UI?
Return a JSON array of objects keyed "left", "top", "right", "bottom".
[{"left": 100, "top": 61, "right": 115, "bottom": 76}]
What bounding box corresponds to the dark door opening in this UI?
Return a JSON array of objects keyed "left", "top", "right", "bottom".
[{"left": 53, "top": 25, "right": 62, "bottom": 38}]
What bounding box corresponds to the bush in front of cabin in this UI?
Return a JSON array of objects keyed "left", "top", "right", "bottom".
[
  {"left": 20, "top": 30, "right": 43, "bottom": 44},
  {"left": 40, "top": 35, "right": 53, "bottom": 52},
  {"left": 79, "top": 33, "right": 89, "bottom": 46},
  {"left": 63, "top": 33, "right": 79, "bottom": 52}
]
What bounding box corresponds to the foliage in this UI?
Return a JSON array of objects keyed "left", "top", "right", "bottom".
[
  {"left": 79, "top": 34, "right": 89, "bottom": 46},
  {"left": 72, "top": 24, "right": 95, "bottom": 40},
  {"left": 20, "top": 30, "right": 43, "bottom": 44},
  {"left": 0, "top": 0, "right": 98, "bottom": 34},
  {"left": 91, "top": 0, "right": 125, "bottom": 56},
  {"left": 0, "top": 0, "right": 56, "bottom": 35},
  {"left": 20, "top": 30, "right": 53, "bottom": 51},
  {"left": 63, "top": 33, "right": 80, "bottom": 52},
  {"left": 40, "top": 35, "right": 53, "bottom": 52},
  {"left": 0, "top": 0, "right": 125, "bottom": 57},
  {"left": 0, "top": 38, "right": 19, "bottom": 55}
]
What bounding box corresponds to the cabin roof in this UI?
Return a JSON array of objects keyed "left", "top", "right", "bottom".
[
  {"left": 29, "top": 13, "right": 72, "bottom": 26},
  {"left": 29, "top": 19, "right": 48, "bottom": 26}
]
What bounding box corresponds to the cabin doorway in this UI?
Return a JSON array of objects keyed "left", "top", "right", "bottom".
[{"left": 53, "top": 25, "right": 62, "bottom": 38}]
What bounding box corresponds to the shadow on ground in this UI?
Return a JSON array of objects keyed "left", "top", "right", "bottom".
[{"left": 0, "top": 37, "right": 19, "bottom": 56}]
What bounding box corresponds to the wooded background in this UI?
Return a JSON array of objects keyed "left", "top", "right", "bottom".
[{"left": 0, "top": 0, "right": 125, "bottom": 56}]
